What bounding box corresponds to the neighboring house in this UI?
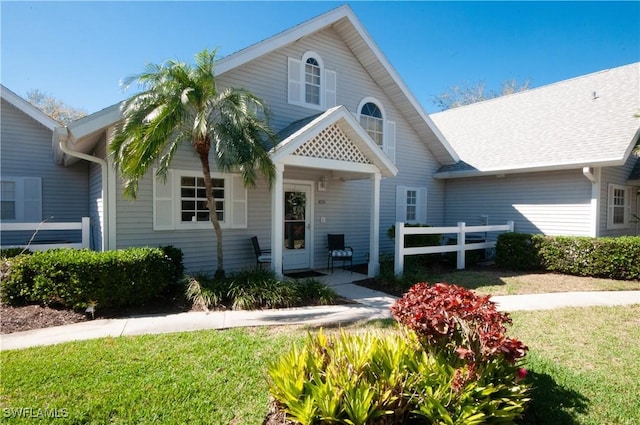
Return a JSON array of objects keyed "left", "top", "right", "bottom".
[
  {"left": 431, "top": 62, "right": 640, "bottom": 238},
  {"left": 0, "top": 85, "right": 90, "bottom": 247},
  {"left": 49, "top": 5, "right": 459, "bottom": 276}
]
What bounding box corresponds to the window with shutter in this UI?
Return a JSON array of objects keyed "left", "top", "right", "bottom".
[
  {"left": 0, "top": 177, "right": 41, "bottom": 222},
  {"left": 287, "top": 52, "right": 335, "bottom": 110},
  {"left": 153, "top": 169, "right": 247, "bottom": 231}
]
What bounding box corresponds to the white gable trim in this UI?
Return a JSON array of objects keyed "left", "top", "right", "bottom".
[
  {"left": 272, "top": 105, "right": 398, "bottom": 177},
  {"left": 0, "top": 84, "right": 59, "bottom": 130},
  {"left": 216, "top": 5, "right": 353, "bottom": 75}
]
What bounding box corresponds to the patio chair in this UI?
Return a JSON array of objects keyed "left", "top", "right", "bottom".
[
  {"left": 327, "top": 234, "right": 353, "bottom": 273},
  {"left": 251, "top": 236, "right": 271, "bottom": 268}
]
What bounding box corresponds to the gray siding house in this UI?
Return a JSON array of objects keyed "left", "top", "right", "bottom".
[
  {"left": 48, "top": 5, "right": 459, "bottom": 276},
  {"left": 0, "top": 85, "right": 89, "bottom": 247},
  {"left": 431, "top": 63, "right": 640, "bottom": 238},
  {"left": 3, "top": 6, "right": 638, "bottom": 275}
]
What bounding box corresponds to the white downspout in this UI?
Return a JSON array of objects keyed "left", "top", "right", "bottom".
[
  {"left": 55, "top": 127, "right": 109, "bottom": 251},
  {"left": 582, "top": 166, "right": 600, "bottom": 237}
]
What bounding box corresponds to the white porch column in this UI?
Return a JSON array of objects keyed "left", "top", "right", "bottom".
[
  {"left": 368, "top": 172, "right": 381, "bottom": 277},
  {"left": 271, "top": 163, "right": 284, "bottom": 278}
]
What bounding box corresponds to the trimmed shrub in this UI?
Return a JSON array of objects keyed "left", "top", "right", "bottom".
[
  {"left": 160, "top": 245, "right": 185, "bottom": 284},
  {"left": 495, "top": 233, "right": 542, "bottom": 271},
  {"left": 538, "top": 235, "right": 640, "bottom": 280},
  {"left": 1, "top": 247, "right": 179, "bottom": 309},
  {"left": 496, "top": 233, "right": 640, "bottom": 280},
  {"left": 0, "top": 247, "right": 32, "bottom": 258}
]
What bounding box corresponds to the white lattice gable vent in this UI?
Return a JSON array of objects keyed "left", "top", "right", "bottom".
[{"left": 292, "top": 124, "right": 371, "bottom": 164}]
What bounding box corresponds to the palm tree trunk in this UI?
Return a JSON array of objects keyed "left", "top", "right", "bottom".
[{"left": 195, "top": 139, "right": 225, "bottom": 278}]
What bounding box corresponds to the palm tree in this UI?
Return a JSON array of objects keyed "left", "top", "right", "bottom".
[{"left": 110, "top": 49, "right": 276, "bottom": 278}]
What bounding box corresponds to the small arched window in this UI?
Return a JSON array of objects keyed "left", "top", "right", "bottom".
[
  {"left": 304, "top": 57, "right": 321, "bottom": 105},
  {"left": 359, "top": 101, "right": 384, "bottom": 146},
  {"left": 288, "top": 51, "right": 335, "bottom": 110}
]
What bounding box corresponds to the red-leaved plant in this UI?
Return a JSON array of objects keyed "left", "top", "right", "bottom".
[{"left": 391, "top": 282, "right": 528, "bottom": 365}]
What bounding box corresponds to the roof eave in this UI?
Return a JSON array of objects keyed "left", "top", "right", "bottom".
[
  {"left": 216, "top": 5, "right": 352, "bottom": 76},
  {"left": 1, "top": 84, "right": 60, "bottom": 130},
  {"left": 434, "top": 158, "right": 627, "bottom": 180}
]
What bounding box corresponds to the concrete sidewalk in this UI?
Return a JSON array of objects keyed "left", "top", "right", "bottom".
[{"left": 1, "top": 269, "right": 638, "bottom": 351}]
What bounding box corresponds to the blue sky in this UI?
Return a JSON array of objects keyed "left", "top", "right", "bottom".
[{"left": 1, "top": 1, "right": 638, "bottom": 114}]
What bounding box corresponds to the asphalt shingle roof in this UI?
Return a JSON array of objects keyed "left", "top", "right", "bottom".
[{"left": 431, "top": 63, "right": 640, "bottom": 177}]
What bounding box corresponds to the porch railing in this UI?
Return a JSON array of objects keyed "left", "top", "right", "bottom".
[
  {"left": 394, "top": 221, "right": 514, "bottom": 275},
  {"left": 0, "top": 217, "right": 90, "bottom": 252}
]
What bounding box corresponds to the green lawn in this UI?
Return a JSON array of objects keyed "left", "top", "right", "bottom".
[
  {"left": 423, "top": 267, "right": 640, "bottom": 295},
  {"left": 2, "top": 305, "right": 639, "bottom": 424}
]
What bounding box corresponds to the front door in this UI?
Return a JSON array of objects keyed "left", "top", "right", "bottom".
[{"left": 283, "top": 183, "right": 312, "bottom": 270}]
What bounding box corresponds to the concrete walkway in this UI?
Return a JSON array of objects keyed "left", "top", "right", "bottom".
[{"left": 1, "top": 269, "right": 639, "bottom": 351}]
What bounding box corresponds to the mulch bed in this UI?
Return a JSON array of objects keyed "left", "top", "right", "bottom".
[
  {"left": 1, "top": 295, "right": 196, "bottom": 335},
  {"left": 352, "top": 277, "right": 406, "bottom": 297}
]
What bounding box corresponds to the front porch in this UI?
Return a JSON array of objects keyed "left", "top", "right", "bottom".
[{"left": 267, "top": 106, "right": 398, "bottom": 279}]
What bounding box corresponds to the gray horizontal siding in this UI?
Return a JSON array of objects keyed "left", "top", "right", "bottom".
[
  {"left": 1, "top": 99, "right": 88, "bottom": 245},
  {"left": 444, "top": 169, "right": 594, "bottom": 237}
]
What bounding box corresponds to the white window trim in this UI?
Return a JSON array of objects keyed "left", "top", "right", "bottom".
[
  {"left": 357, "top": 97, "right": 396, "bottom": 163},
  {"left": 287, "top": 51, "right": 336, "bottom": 111},
  {"left": 607, "top": 183, "right": 631, "bottom": 229},
  {"left": 0, "top": 176, "right": 42, "bottom": 223},
  {"left": 153, "top": 168, "right": 247, "bottom": 231},
  {"left": 395, "top": 185, "right": 427, "bottom": 224}
]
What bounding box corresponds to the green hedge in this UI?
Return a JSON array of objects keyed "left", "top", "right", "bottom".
[
  {"left": 495, "top": 233, "right": 543, "bottom": 271},
  {"left": 1, "top": 246, "right": 183, "bottom": 309},
  {"left": 496, "top": 233, "right": 640, "bottom": 280}
]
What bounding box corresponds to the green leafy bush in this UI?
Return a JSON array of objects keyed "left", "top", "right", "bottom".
[
  {"left": 160, "top": 245, "right": 185, "bottom": 284},
  {"left": 185, "top": 268, "right": 338, "bottom": 310},
  {"left": 495, "top": 233, "right": 543, "bottom": 271},
  {"left": 391, "top": 283, "right": 528, "bottom": 366},
  {"left": 496, "top": 233, "right": 640, "bottom": 280},
  {"left": 268, "top": 328, "right": 530, "bottom": 424},
  {"left": 538, "top": 235, "right": 640, "bottom": 280},
  {"left": 0, "top": 247, "right": 32, "bottom": 258},
  {"left": 1, "top": 247, "right": 181, "bottom": 309}
]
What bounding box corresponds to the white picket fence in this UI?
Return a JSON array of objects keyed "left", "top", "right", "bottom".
[
  {"left": 0, "top": 217, "right": 90, "bottom": 251},
  {"left": 394, "top": 221, "right": 514, "bottom": 275}
]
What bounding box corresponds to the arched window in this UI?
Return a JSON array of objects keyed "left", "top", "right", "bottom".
[
  {"left": 359, "top": 101, "right": 384, "bottom": 147},
  {"left": 304, "top": 57, "right": 321, "bottom": 105},
  {"left": 357, "top": 97, "right": 396, "bottom": 163},
  {"left": 288, "top": 52, "right": 335, "bottom": 110}
]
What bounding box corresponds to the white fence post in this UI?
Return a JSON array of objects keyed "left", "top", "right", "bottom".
[
  {"left": 457, "top": 222, "right": 466, "bottom": 270},
  {"left": 507, "top": 220, "right": 515, "bottom": 232},
  {"left": 81, "top": 217, "right": 91, "bottom": 249},
  {"left": 394, "top": 222, "right": 404, "bottom": 277}
]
